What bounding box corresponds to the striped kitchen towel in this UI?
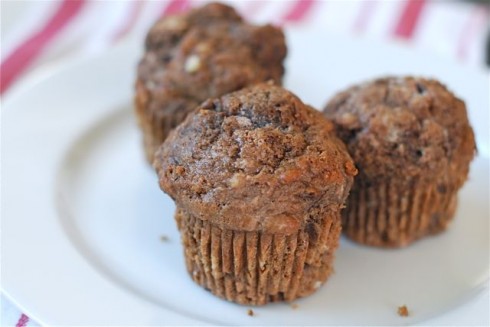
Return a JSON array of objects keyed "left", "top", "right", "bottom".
[
  {"left": 1, "top": 0, "right": 488, "bottom": 96},
  {"left": 1, "top": 0, "right": 488, "bottom": 326}
]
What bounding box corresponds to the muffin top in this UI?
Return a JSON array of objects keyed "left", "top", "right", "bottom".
[
  {"left": 323, "top": 77, "right": 476, "bottom": 184},
  {"left": 155, "top": 83, "right": 357, "bottom": 234},
  {"left": 138, "top": 2, "right": 286, "bottom": 110}
]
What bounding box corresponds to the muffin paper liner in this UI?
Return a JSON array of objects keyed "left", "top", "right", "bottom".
[
  {"left": 342, "top": 179, "right": 458, "bottom": 247},
  {"left": 175, "top": 208, "right": 342, "bottom": 305}
]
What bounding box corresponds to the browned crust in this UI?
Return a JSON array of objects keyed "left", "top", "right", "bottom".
[
  {"left": 323, "top": 76, "right": 475, "bottom": 184},
  {"left": 135, "top": 3, "right": 287, "bottom": 163},
  {"left": 156, "top": 83, "right": 356, "bottom": 234}
]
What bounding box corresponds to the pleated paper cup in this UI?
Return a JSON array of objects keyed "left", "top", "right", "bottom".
[
  {"left": 342, "top": 179, "right": 458, "bottom": 247},
  {"left": 175, "top": 207, "right": 342, "bottom": 305}
]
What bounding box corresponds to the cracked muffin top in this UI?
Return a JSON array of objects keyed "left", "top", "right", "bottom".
[
  {"left": 155, "top": 83, "right": 357, "bottom": 234},
  {"left": 138, "top": 2, "right": 286, "bottom": 108},
  {"left": 323, "top": 76, "right": 476, "bottom": 184}
]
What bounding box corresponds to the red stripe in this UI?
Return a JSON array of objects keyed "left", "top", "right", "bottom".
[
  {"left": 353, "top": 1, "right": 377, "bottom": 33},
  {"left": 393, "top": 0, "right": 426, "bottom": 39},
  {"left": 160, "top": 0, "right": 191, "bottom": 18},
  {"left": 15, "top": 314, "right": 29, "bottom": 327},
  {"left": 0, "top": 0, "right": 85, "bottom": 94},
  {"left": 281, "top": 0, "right": 316, "bottom": 23},
  {"left": 112, "top": 0, "right": 146, "bottom": 42}
]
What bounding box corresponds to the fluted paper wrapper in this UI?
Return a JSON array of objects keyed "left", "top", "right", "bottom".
[
  {"left": 342, "top": 179, "right": 458, "bottom": 247},
  {"left": 175, "top": 208, "right": 342, "bottom": 305}
]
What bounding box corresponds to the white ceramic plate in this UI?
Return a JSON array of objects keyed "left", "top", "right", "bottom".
[{"left": 2, "top": 29, "right": 489, "bottom": 326}]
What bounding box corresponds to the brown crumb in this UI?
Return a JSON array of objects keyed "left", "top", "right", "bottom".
[
  {"left": 290, "top": 303, "right": 299, "bottom": 309},
  {"left": 247, "top": 309, "right": 254, "bottom": 317},
  {"left": 398, "top": 305, "right": 409, "bottom": 317},
  {"left": 160, "top": 235, "right": 170, "bottom": 242}
]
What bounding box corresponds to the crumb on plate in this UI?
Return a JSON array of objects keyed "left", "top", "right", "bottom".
[
  {"left": 398, "top": 305, "right": 409, "bottom": 317},
  {"left": 160, "top": 235, "right": 170, "bottom": 242},
  {"left": 247, "top": 309, "right": 254, "bottom": 317}
]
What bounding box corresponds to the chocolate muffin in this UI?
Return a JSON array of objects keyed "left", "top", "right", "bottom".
[
  {"left": 135, "top": 2, "right": 287, "bottom": 163},
  {"left": 323, "top": 77, "right": 476, "bottom": 247},
  {"left": 155, "top": 83, "right": 357, "bottom": 305}
]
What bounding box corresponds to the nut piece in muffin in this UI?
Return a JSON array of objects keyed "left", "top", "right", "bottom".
[
  {"left": 155, "top": 83, "right": 357, "bottom": 305},
  {"left": 135, "top": 2, "right": 287, "bottom": 163},
  {"left": 323, "top": 76, "right": 476, "bottom": 247}
]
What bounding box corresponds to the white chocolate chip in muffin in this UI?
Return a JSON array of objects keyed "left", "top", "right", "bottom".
[{"left": 185, "top": 55, "right": 201, "bottom": 73}]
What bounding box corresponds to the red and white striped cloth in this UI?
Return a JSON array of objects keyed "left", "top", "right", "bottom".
[{"left": 1, "top": 0, "right": 488, "bottom": 325}]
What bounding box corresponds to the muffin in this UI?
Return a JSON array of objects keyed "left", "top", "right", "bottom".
[
  {"left": 135, "top": 2, "right": 287, "bottom": 163},
  {"left": 155, "top": 83, "right": 357, "bottom": 305},
  {"left": 323, "top": 77, "right": 476, "bottom": 247}
]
